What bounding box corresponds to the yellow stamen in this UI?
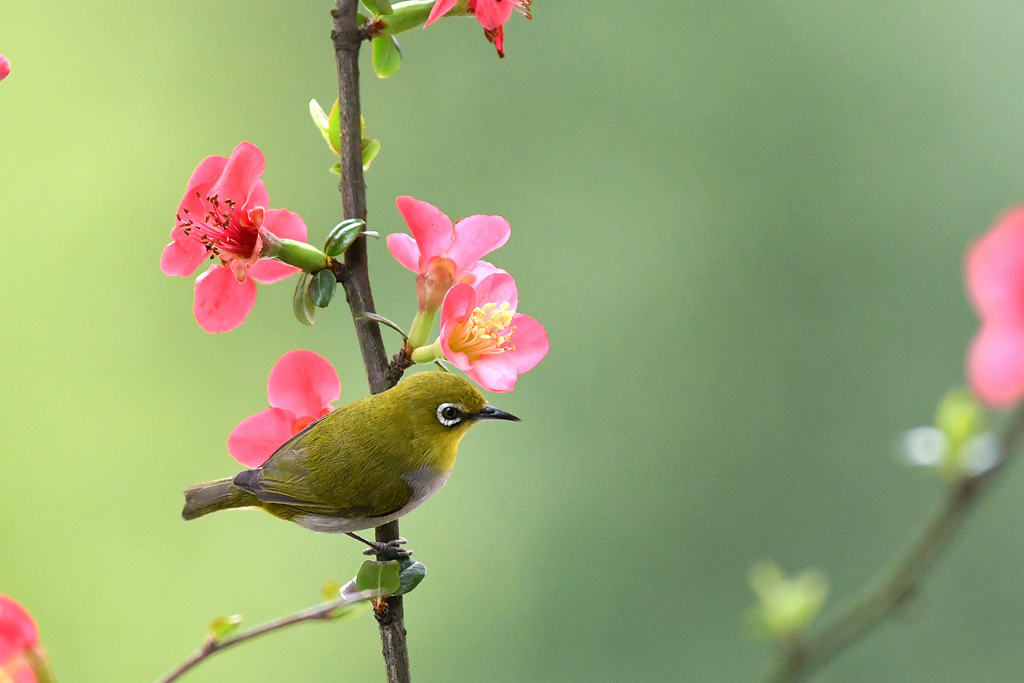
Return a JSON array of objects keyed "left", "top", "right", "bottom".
[{"left": 449, "top": 302, "right": 516, "bottom": 360}]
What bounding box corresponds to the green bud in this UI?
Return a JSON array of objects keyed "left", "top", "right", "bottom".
[
  {"left": 373, "top": 35, "right": 402, "bottom": 78},
  {"left": 356, "top": 560, "right": 402, "bottom": 595},
  {"left": 260, "top": 231, "right": 330, "bottom": 272},
  {"left": 293, "top": 272, "right": 316, "bottom": 326},
  {"left": 325, "top": 218, "right": 366, "bottom": 256},
  {"left": 308, "top": 269, "right": 338, "bottom": 308},
  {"left": 208, "top": 615, "right": 243, "bottom": 641},
  {"left": 379, "top": 1, "right": 457, "bottom": 35},
  {"left": 363, "top": 0, "right": 393, "bottom": 14},
  {"left": 322, "top": 580, "right": 344, "bottom": 602},
  {"left": 745, "top": 561, "right": 828, "bottom": 640},
  {"left": 935, "top": 389, "right": 987, "bottom": 453}
]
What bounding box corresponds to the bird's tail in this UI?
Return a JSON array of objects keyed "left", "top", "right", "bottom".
[{"left": 182, "top": 477, "right": 259, "bottom": 520}]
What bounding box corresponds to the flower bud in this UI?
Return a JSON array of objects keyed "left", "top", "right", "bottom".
[{"left": 745, "top": 561, "right": 828, "bottom": 639}]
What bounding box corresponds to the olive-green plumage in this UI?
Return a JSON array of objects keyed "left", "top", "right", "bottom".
[{"left": 182, "top": 372, "right": 518, "bottom": 534}]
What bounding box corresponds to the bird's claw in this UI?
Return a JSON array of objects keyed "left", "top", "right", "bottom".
[{"left": 363, "top": 538, "right": 412, "bottom": 560}]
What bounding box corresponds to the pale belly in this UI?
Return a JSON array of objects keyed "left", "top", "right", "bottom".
[{"left": 294, "top": 465, "right": 452, "bottom": 534}]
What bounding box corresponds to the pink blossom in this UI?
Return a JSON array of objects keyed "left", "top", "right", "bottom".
[
  {"left": 228, "top": 350, "right": 341, "bottom": 467},
  {"left": 0, "top": 55, "right": 10, "bottom": 82},
  {"left": 965, "top": 207, "right": 1024, "bottom": 407},
  {"left": 439, "top": 273, "right": 548, "bottom": 392},
  {"left": 161, "top": 142, "right": 308, "bottom": 333},
  {"left": 387, "top": 196, "right": 510, "bottom": 311},
  {"left": 424, "top": 0, "right": 532, "bottom": 58},
  {"left": 0, "top": 596, "right": 40, "bottom": 683}
]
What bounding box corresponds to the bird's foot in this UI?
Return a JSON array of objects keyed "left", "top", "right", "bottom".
[
  {"left": 363, "top": 538, "right": 413, "bottom": 560},
  {"left": 347, "top": 532, "right": 413, "bottom": 560}
]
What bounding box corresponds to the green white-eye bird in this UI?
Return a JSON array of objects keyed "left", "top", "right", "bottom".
[{"left": 182, "top": 372, "right": 519, "bottom": 557}]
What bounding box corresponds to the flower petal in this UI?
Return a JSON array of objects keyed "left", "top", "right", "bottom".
[
  {"left": 0, "top": 596, "right": 39, "bottom": 660},
  {"left": 184, "top": 154, "right": 228, "bottom": 197},
  {"left": 425, "top": 0, "right": 459, "bottom": 26},
  {"left": 396, "top": 196, "right": 454, "bottom": 270},
  {"left": 966, "top": 323, "right": 1024, "bottom": 408},
  {"left": 228, "top": 407, "right": 297, "bottom": 467},
  {"left": 461, "top": 259, "right": 507, "bottom": 285},
  {"left": 249, "top": 209, "right": 307, "bottom": 283},
  {"left": 387, "top": 233, "right": 422, "bottom": 273},
  {"left": 267, "top": 350, "right": 341, "bottom": 418},
  {"left": 472, "top": 272, "right": 518, "bottom": 312},
  {"left": 966, "top": 206, "right": 1024, "bottom": 326},
  {"left": 160, "top": 238, "right": 208, "bottom": 277},
  {"left": 472, "top": 0, "right": 515, "bottom": 30},
  {"left": 208, "top": 142, "right": 266, "bottom": 207},
  {"left": 505, "top": 313, "right": 549, "bottom": 373},
  {"left": 440, "top": 282, "right": 477, "bottom": 327},
  {"left": 466, "top": 355, "right": 519, "bottom": 392},
  {"left": 447, "top": 214, "right": 511, "bottom": 274},
  {"left": 193, "top": 265, "right": 257, "bottom": 333},
  {"left": 242, "top": 180, "right": 270, "bottom": 215}
]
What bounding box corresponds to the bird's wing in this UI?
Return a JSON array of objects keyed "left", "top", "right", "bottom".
[{"left": 233, "top": 419, "right": 411, "bottom": 519}]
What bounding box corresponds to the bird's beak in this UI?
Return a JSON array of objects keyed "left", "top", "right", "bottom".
[{"left": 472, "top": 404, "right": 521, "bottom": 422}]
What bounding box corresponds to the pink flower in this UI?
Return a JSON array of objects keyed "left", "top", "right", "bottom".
[
  {"left": 965, "top": 207, "right": 1024, "bottom": 408},
  {"left": 0, "top": 55, "right": 10, "bottom": 82},
  {"left": 0, "top": 595, "right": 41, "bottom": 683},
  {"left": 424, "top": 0, "right": 532, "bottom": 58},
  {"left": 228, "top": 350, "right": 341, "bottom": 467},
  {"left": 387, "top": 196, "right": 510, "bottom": 311},
  {"left": 160, "top": 142, "right": 308, "bottom": 333},
  {"left": 439, "top": 273, "right": 548, "bottom": 392}
]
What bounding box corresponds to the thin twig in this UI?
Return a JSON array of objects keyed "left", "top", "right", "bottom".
[
  {"left": 764, "top": 404, "right": 1024, "bottom": 683},
  {"left": 330, "top": 2, "right": 412, "bottom": 682},
  {"left": 154, "top": 587, "right": 376, "bottom": 683}
]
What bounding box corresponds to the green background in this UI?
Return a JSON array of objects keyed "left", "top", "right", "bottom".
[{"left": 2, "top": 1, "right": 1023, "bottom": 681}]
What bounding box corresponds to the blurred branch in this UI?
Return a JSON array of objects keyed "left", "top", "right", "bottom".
[
  {"left": 764, "top": 403, "right": 1024, "bottom": 683},
  {"left": 154, "top": 586, "right": 374, "bottom": 683},
  {"left": 330, "top": 2, "right": 412, "bottom": 683}
]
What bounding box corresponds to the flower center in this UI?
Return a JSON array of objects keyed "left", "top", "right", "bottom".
[
  {"left": 449, "top": 302, "right": 516, "bottom": 360},
  {"left": 177, "top": 192, "right": 262, "bottom": 261}
]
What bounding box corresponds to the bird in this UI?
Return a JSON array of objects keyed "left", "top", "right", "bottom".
[{"left": 182, "top": 371, "right": 519, "bottom": 558}]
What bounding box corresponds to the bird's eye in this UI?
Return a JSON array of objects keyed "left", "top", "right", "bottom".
[{"left": 437, "top": 403, "right": 464, "bottom": 427}]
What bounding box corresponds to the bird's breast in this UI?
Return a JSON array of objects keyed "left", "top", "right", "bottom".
[{"left": 401, "top": 464, "right": 452, "bottom": 510}]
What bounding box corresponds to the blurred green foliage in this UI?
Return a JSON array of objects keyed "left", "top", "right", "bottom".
[{"left": 1, "top": 2, "right": 1023, "bottom": 682}]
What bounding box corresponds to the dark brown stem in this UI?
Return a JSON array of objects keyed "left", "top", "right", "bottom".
[
  {"left": 154, "top": 588, "right": 375, "bottom": 683},
  {"left": 764, "top": 404, "right": 1024, "bottom": 683},
  {"left": 331, "top": 3, "right": 411, "bottom": 682}
]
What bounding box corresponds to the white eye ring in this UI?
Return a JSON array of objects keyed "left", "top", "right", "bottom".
[{"left": 437, "top": 403, "right": 464, "bottom": 427}]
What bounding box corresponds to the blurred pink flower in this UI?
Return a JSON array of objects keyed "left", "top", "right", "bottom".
[
  {"left": 965, "top": 207, "right": 1024, "bottom": 407},
  {"left": 0, "top": 595, "right": 41, "bottom": 683},
  {"left": 160, "top": 142, "right": 308, "bottom": 333},
  {"left": 0, "top": 55, "right": 10, "bottom": 82},
  {"left": 228, "top": 350, "right": 341, "bottom": 467},
  {"left": 439, "top": 273, "right": 548, "bottom": 392},
  {"left": 387, "top": 196, "right": 509, "bottom": 311},
  {"left": 424, "top": 0, "right": 532, "bottom": 57}
]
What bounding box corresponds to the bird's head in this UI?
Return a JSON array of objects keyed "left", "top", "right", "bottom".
[{"left": 395, "top": 371, "right": 520, "bottom": 444}]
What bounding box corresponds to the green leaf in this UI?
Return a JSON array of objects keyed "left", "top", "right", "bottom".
[
  {"left": 208, "top": 615, "right": 243, "bottom": 641},
  {"left": 310, "top": 99, "right": 332, "bottom": 149},
  {"left": 328, "top": 100, "right": 341, "bottom": 155},
  {"left": 375, "top": 0, "right": 393, "bottom": 14},
  {"left": 307, "top": 269, "right": 337, "bottom": 308},
  {"left": 293, "top": 272, "right": 316, "bottom": 326},
  {"left": 329, "top": 163, "right": 341, "bottom": 175},
  {"left": 356, "top": 560, "right": 401, "bottom": 595},
  {"left": 397, "top": 558, "right": 427, "bottom": 595},
  {"left": 372, "top": 35, "right": 402, "bottom": 78},
  {"left": 362, "top": 138, "right": 381, "bottom": 170},
  {"left": 324, "top": 218, "right": 366, "bottom": 256},
  {"left": 361, "top": 0, "right": 380, "bottom": 13}
]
